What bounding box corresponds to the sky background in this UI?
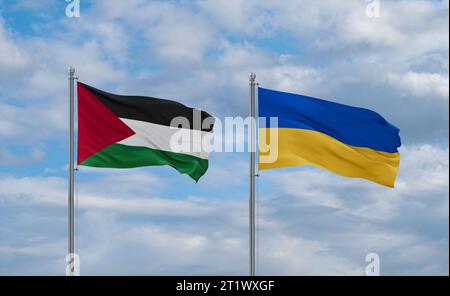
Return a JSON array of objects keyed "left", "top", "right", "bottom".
[{"left": 0, "top": 0, "right": 448, "bottom": 275}]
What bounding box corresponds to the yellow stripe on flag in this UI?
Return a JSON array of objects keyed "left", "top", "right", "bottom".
[{"left": 258, "top": 128, "right": 400, "bottom": 187}]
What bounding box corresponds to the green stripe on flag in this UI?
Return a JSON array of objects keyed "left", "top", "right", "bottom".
[{"left": 80, "top": 143, "right": 209, "bottom": 182}]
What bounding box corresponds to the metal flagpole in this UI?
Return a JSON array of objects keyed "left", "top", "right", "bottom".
[
  {"left": 249, "top": 73, "right": 256, "bottom": 276},
  {"left": 68, "top": 66, "right": 76, "bottom": 276}
]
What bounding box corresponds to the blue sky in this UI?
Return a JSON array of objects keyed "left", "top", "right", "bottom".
[{"left": 0, "top": 0, "right": 448, "bottom": 275}]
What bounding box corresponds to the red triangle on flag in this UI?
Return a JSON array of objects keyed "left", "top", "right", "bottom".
[{"left": 77, "top": 82, "right": 135, "bottom": 164}]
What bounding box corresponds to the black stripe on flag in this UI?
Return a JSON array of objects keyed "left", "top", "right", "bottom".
[{"left": 79, "top": 82, "right": 214, "bottom": 132}]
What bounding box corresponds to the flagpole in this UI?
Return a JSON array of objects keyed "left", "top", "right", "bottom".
[
  {"left": 68, "top": 66, "right": 76, "bottom": 276},
  {"left": 249, "top": 73, "right": 256, "bottom": 276}
]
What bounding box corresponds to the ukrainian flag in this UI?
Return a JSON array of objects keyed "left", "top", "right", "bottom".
[{"left": 258, "top": 88, "right": 401, "bottom": 187}]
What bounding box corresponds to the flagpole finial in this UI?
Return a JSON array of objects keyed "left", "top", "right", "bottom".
[{"left": 249, "top": 72, "right": 256, "bottom": 82}]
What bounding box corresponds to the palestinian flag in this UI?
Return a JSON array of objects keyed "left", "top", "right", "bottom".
[{"left": 77, "top": 82, "right": 214, "bottom": 181}]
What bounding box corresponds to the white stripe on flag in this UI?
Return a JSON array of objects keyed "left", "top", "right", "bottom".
[{"left": 118, "top": 118, "right": 212, "bottom": 159}]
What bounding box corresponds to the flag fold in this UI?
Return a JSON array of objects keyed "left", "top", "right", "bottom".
[
  {"left": 258, "top": 87, "right": 401, "bottom": 187},
  {"left": 77, "top": 82, "right": 214, "bottom": 181}
]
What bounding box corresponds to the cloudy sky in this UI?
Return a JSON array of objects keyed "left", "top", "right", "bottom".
[{"left": 0, "top": 0, "right": 448, "bottom": 275}]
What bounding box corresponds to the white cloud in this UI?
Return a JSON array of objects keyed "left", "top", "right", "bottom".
[
  {"left": 255, "top": 145, "right": 448, "bottom": 275},
  {"left": 264, "top": 145, "right": 449, "bottom": 221},
  {"left": 0, "top": 145, "right": 448, "bottom": 275},
  {"left": 387, "top": 71, "right": 449, "bottom": 99},
  {"left": 1, "top": 0, "right": 448, "bottom": 142},
  {"left": 0, "top": 147, "right": 44, "bottom": 165},
  {"left": 263, "top": 0, "right": 449, "bottom": 53},
  {"left": 87, "top": 0, "right": 216, "bottom": 64},
  {"left": 197, "top": 0, "right": 273, "bottom": 34},
  {"left": 0, "top": 0, "right": 448, "bottom": 276},
  {"left": 0, "top": 18, "right": 29, "bottom": 80},
  {"left": 21, "top": 39, "right": 126, "bottom": 99},
  {"left": 0, "top": 22, "right": 128, "bottom": 144},
  {"left": 0, "top": 101, "right": 66, "bottom": 142},
  {"left": 144, "top": 11, "right": 214, "bottom": 63},
  {"left": 10, "top": 0, "right": 58, "bottom": 12}
]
